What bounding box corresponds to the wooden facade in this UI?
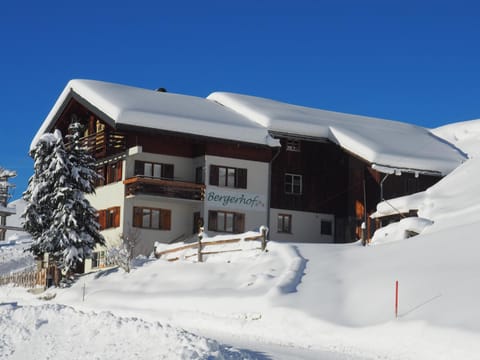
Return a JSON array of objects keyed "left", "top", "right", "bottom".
[{"left": 270, "top": 136, "right": 440, "bottom": 243}]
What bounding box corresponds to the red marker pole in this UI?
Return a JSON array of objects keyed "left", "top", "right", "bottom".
[{"left": 395, "top": 280, "right": 399, "bottom": 319}]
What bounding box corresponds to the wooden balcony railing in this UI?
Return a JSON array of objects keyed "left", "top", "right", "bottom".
[
  {"left": 74, "top": 131, "right": 126, "bottom": 158},
  {"left": 124, "top": 177, "right": 205, "bottom": 201}
]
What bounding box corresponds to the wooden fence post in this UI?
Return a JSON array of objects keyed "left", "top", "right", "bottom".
[
  {"left": 261, "top": 226, "right": 267, "bottom": 251},
  {"left": 197, "top": 227, "right": 204, "bottom": 263}
]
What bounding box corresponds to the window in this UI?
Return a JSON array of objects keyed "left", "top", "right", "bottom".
[
  {"left": 321, "top": 220, "right": 333, "bottom": 236},
  {"left": 286, "top": 139, "right": 301, "bottom": 152},
  {"left": 92, "top": 251, "right": 106, "bottom": 269},
  {"left": 208, "top": 210, "right": 245, "bottom": 233},
  {"left": 97, "top": 207, "right": 120, "bottom": 230},
  {"left": 285, "top": 173, "right": 302, "bottom": 194},
  {"left": 209, "top": 165, "right": 247, "bottom": 189},
  {"left": 134, "top": 161, "right": 174, "bottom": 179},
  {"left": 96, "top": 161, "right": 123, "bottom": 187},
  {"left": 277, "top": 214, "right": 292, "bottom": 233},
  {"left": 133, "top": 207, "right": 171, "bottom": 230}
]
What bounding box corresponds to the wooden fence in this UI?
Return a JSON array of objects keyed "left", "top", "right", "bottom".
[
  {"left": 0, "top": 268, "right": 44, "bottom": 288},
  {"left": 154, "top": 228, "right": 268, "bottom": 262},
  {"left": 0, "top": 265, "right": 60, "bottom": 288}
]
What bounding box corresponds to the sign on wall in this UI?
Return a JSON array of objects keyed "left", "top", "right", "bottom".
[{"left": 205, "top": 188, "right": 267, "bottom": 212}]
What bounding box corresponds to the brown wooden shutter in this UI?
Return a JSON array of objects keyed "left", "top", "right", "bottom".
[
  {"left": 113, "top": 207, "right": 120, "bottom": 227},
  {"left": 208, "top": 211, "right": 217, "bottom": 231},
  {"left": 163, "top": 164, "right": 174, "bottom": 179},
  {"left": 209, "top": 165, "right": 219, "bottom": 186},
  {"left": 134, "top": 161, "right": 144, "bottom": 176},
  {"left": 236, "top": 168, "right": 247, "bottom": 189},
  {"left": 115, "top": 161, "right": 123, "bottom": 182},
  {"left": 106, "top": 165, "right": 112, "bottom": 184},
  {"left": 133, "top": 207, "right": 142, "bottom": 227},
  {"left": 234, "top": 213, "right": 245, "bottom": 233},
  {"left": 96, "top": 166, "right": 105, "bottom": 187},
  {"left": 161, "top": 210, "right": 171, "bottom": 230},
  {"left": 98, "top": 210, "right": 106, "bottom": 230}
]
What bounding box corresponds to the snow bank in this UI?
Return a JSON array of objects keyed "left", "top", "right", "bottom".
[
  {"left": 371, "top": 217, "right": 433, "bottom": 244},
  {"left": 0, "top": 239, "right": 34, "bottom": 274},
  {"left": 432, "top": 119, "right": 480, "bottom": 158},
  {"left": 371, "top": 191, "right": 426, "bottom": 218},
  {"left": 374, "top": 156, "right": 480, "bottom": 236},
  {"left": 0, "top": 304, "right": 252, "bottom": 360}
]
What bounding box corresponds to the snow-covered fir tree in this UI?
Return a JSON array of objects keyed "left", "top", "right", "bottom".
[
  {"left": 23, "top": 126, "right": 105, "bottom": 271},
  {"left": 65, "top": 121, "right": 99, "bottom": 194},
  {"left": 22, "top": 132, "right": 58, "bottom": 256}
]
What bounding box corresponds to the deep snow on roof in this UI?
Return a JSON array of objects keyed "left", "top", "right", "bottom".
[
  {"left": 32, "top": 80, "right": 465, "bottom": 175},
  {"left": 31, "top": 80, "right": 279, "bottom": 151},
  {"left": 208, "top": 92, "right": 466, "bottom": 175}
]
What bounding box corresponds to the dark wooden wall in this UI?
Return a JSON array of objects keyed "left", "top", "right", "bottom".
[
  {"left": 270, "top": 137, "right": 442, "bottom": 243},
  {"left": 270, "top": 139, "right": 350, "bottom": 214}
]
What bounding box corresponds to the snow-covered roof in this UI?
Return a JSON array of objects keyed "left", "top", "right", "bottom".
[
  {"left": 208, "top": 92, "right": 466, "bottom": 175},
  {"left": 32, "top": 80, "right": 466, "bottom": 175},
  {"left": 31, "top": 80, "right": 279, "bottom": 151}
]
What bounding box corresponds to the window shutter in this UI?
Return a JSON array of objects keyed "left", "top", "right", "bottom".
[
  {"left": 98, "top": 210, "right": 106, "bottom": 230},
  {"left": 234, "top": 213, "right": 245, "bottom": 233},
  {"left": 113, "top": 207, "right": 120, "bottom": 227},
  {"left": 163, "top": 164, "right": 174, "bottom": 179},
  {"left": 115, "top": 161, "right": 123, "bottom": 182},
  {"left": 209, "top": 165, "right": 219, "bottom": 186},
  {"left": 96, "top": 167, "right": 105, "bottom": 187},
  {"left": 134, "top": 161, "right": 144, "bottom": 176},
  {"left": 161, "top": 210, "right": 171, "bottom": 230},
  {"left": 133, "top": 207, "right": 142, "bottom": 227},
  {"left": 208, "top": 211, "right": 217, "bottom": 231},
  {"left": 236, "top": 168, "right": 247, "bottom": 189}
]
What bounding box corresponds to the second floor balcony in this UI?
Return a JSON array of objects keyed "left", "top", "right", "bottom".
[
  {"left": 80, "top": 131, "right": 126, "bottom": 158},
  {"left": 124, "top": 176, "right": 205, "bottom": 201}
]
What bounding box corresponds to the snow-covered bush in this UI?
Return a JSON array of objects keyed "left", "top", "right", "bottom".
[{"left": 107, "top": 227, "right": 141, "bottom": 273}]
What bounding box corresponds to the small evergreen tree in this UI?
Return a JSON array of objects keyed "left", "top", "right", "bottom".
[{"left": 24, "top": 126, "right": 105, "bottom": 271}]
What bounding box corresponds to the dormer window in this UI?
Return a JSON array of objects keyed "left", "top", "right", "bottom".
[{"left": 286, "top": 139, "right": 301, "bottom": 152}]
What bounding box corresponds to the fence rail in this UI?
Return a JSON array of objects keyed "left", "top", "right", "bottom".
[{"left": 154, "top": 228, "right": 268, "bottom": 262}]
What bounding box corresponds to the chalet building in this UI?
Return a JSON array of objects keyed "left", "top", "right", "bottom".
[{"left": 31, "top": 80, "right": 465, "bottom": 271}]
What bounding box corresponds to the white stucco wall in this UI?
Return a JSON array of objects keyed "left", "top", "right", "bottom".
[
  {"left": 269, "top": 208, "right": 335, "bottom": 243},
  {"left": 203, "top": 155, "right": 269, "bottom": 234},
  {"left": 125, "top": 148, "right": 196, "bottom": 182},
  {"left": 86, "top": 171, "right": 125, "bottom": 249},
  {"left": 124, "top": 196, "right": 201, "bottom": 256}
]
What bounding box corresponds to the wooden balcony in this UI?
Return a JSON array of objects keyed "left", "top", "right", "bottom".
[
  {"left": 78, "top": 131, "right": 126, "bottom": 158},
  {"left": 124, "top": 176, "right": 205, "bottom": 201}
]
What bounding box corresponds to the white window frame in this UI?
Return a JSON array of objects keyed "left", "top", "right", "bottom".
[{"left": 285, "top": 173, "right": 302, "bottom": 194}]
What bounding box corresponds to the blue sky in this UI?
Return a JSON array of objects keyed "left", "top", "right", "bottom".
[{"left": 2, "top": 0, "right": 480, "bottom": 199}]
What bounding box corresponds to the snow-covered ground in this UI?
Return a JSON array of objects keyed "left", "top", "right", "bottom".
[{"left": 2, "top": 121, "right": 480, "bottom": 359}]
